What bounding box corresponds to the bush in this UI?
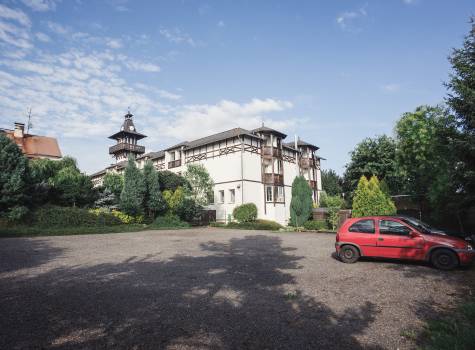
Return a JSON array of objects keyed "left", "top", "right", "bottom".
[
  {"left": 149, "top": 215, "right": 190, "bottom": 229},
  {"left": 110, "top": 210, "right": 144, "bottom": 224},
  {"left": 232, "top": 203, "right": 258, "bottom": 223},
  {"left": 227, "top": 219, "right": 282, "bottom": 231},
  {"left": 290, "top": 176, "right": 313, "bottom": 227},
  {"left": 176, "top": 197, "right": 199, "bottom": 222},
  {"left": 157, "top": 170, "right": 190, "bottom": 192},
  {"left": 352, "top": 175, "right": 396, "bottom": 217},
  {"left": 33, "top": 206, "right": 122, "bottom": 227},
  {"left": 303, "top": 220, "right": 328, "bottom": 231}
]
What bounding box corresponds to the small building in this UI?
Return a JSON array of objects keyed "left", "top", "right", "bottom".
[
  {"left": 91, "top": 112, "right": 323, "bottom": 225},
  {"left": 1, "top": 122, "right": 62, "bottom": 160}
]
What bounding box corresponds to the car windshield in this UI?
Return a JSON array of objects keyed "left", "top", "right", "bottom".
[{"left": 399, "top": 217, "right": 435, "bottom": 234}]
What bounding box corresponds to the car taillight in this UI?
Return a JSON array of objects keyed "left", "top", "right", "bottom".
[{"left": 336, "top": 233, "right": 340, "bottom": 242}]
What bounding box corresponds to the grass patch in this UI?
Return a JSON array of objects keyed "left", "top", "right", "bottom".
[
  {"left": 421, "top": 301, "right": 475, "bottom": 350},
  {"left": 0, "top": 224, "right": 147, "bottom": 237}
]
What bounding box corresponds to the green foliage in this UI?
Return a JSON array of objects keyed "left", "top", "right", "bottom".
[
  {"left": 184, "top": 164, "right": 214, "bottom": 206},
  {"left": 422, "top": 301, "right": 475, "bottom": 350},
  {"left": 303, "top": 220, "right": 328, "bottom": 231},
  {"left": 102, "top": 172, "right": 123, "bottom": 199},
  {"left": 444, "top": 18, "right": 475, "bottom": 221},
  {"left": 163, "top": 187, "right": 185, "bottom": 212},
  {"left": 0, "top": 134, "right": 30, "bottom": 219},
  {"left": 94, "top": 188, "right": 118, "bottom": 210},
  {"left": 50, "top": 165, "right": 96, "bottom": 207},
  {"left": 320, "top": 193, "right": 345, "bottom": 231},
  {"left": 162, "top": 186, "right": 199, "bottom": 221},
  {"left": 226, "top": 219, "right": 282, "bottom": 231},
  {"left": 290, "top": 176, "right": 313, "bottom": 227},
  {"left": 32, "top": 206, "right": 122, "bottom": 227},
  {"left": 110, "top": 210, "right": 144, "bottom": 224},
  {"left": 321, "top": 169, "right": 342, "bottom": 196},
  {"left": 149, "top": 215, "right": 190, "bottom": 229},
  {"left": 143, "top": 161, "right": 167, "bottom": 218},
  {"left": 120, "top": 157, "right": 146, "bottom": 216},
  {"left": 343, "top": 135, "right": 403, "bottom": 197},
  {"left": 352, "top": 176, "right": 397, "bottom": 217},
  {"left": 157, "top": 170, "right": 190, "bottom": 192},
  {"left": 233, "top": 203, "right": 258, "bottom": 223}
]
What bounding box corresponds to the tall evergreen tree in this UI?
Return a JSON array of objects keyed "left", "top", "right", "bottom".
[
  {"left": 445, "top": 17, "right": 475, "bottom": 223},
  {"left": 352, "top": 175, "right": 396, "bottom": 217},
  {"left": 0, "top": 133, "right": 29, "bottom": 219},
  {"left": 321, "top": 169, "right": 342, "bottom": 196},
  {"left": 290, "top": 176, "right": 313, "bottom": 227},
  {"left": 120, "top": 157, "right": 146, "bottom": 216},
  {"left": 143, "top": 161, "right": 166, "bottom": 218}
]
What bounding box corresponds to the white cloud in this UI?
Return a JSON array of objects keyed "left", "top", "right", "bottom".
[
  {"left": 336, "top": 5, "right": 367, "bottom": 31},
  {"left": 159, "top": 28, "right": 197, "bottom": 47},
  {"left": 106, "top": 38, "right": 122, "bottom": 49},
  {"left": 46, "top": 20, "right": 69, "bottom": 35},
  {"left": 154, "top": 98, "right": 295, "bottom": 141},
  {"left": 381, "top": 83, "right": 401, "bottom": 92},
  {"left": 35, "top": 31, "right": 50, "bottom": 42},
  {"left": 21, "top": 0, "right": 60, "bottom": 12},
  {"left": 0, "top": 4, "right": 31, "bottom": 27}
]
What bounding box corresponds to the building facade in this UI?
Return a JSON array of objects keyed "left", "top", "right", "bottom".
[
  {"left": 91, "top": 113, "right": 323, "bottom": 225},
  {"left": 1, "top": 122, "right": 62, "bottom": 160}
]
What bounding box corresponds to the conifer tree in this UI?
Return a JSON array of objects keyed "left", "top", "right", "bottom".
[
  {"left": 290, "top": 176, "right": 313, "bottom": 227},
  {"left": 120, "top": 157, "right": 145, "bottom": 216},
  {"left": 352, "top": 175, "right": 396, "bottom": 217},
  {"left": 0, "top": 134, "right": 29, "bottom": 219},
  {"left": 143, "top": 161, "right": 166, "bottom": 218}
]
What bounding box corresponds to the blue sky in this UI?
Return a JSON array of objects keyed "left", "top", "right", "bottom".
[{"left": 0, "top": 0, "right": 473, "bottom": 175}]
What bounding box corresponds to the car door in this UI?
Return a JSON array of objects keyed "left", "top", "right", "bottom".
[
  {"left": 376, "top": 219, "right": 425, "bottom": 260},
  {"left": 346, "top": 219, "right": 379, "bottom": 256}
]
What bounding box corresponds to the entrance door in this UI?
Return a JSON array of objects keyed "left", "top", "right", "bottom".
[{"left": 376, "top": 219, "right": 425, "bottom": 260}]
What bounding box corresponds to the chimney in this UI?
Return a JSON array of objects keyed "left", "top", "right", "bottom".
[{"left": 14, "top": 122, "right": 25, "bottom": 138}]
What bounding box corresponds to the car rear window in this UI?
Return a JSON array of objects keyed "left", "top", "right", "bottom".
[{"left": 348, "top": 219, "right": 375, "bottom": 234}]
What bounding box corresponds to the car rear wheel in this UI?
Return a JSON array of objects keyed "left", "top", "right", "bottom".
[
  {"left": 339, "top": 245, "right": 360, "bottom": 264},
  {"left": 431, "top": 249, "right": 459, "bottom": 270}
]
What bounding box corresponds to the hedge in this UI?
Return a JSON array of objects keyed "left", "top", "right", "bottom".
[
  {"left": 226, "top": 219, "right": 282, "bottom": 231},
  {"left": 149, "top": 215, "right": 190, "bottom": 229},
  {"left": 33, "top": 206, "right": 122, "bottom": 227},
  {"left": 232, "top": 203, "right": 258, "bottom": 223},
  {"left": 303, "top": 220, "right": 329, "bottom": 231}
]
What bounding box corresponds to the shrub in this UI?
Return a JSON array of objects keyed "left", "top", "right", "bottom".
[
  {"left": 320, "top": 194, "right": 345, "bottom": 231},
  {"left": 157, "top": 170, "right": 190, "bottom": 192},
  {"left": 352, "top": 175, "right": 397, "bottom": 217},
  {"left": 149, "top": 215, "right": 190, "bottom": 229},
  {"left": 232, "top": 203, "right": 258, "bottom": 223},
  {"left": 176, "top": 197, "right": 199, "bottom": 222},
  {"left": 110, "top": 210, "right": 144, "bottom": 224},
  {"left": 303, "top": 220, "right": 328, "bottom": 231},
  {"left": 290, "top": 176, "right": 313, "bottom": 227},
  {"left": 33, "top": 206, "right": 122, "bottom": 227},
  {"left": 227, "top": 219, "right": 282, "bottom": 231}
]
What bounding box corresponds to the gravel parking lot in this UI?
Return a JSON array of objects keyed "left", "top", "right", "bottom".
[{"left": 1, "top": 228, "right": 473, "bottom": 349}]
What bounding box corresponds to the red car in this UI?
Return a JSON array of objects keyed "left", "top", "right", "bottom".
[{"left": 335, "top": 216, "right": 475, "bottom": 270}]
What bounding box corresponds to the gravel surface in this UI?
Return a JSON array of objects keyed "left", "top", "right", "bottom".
[{"left": 0, "top": 228, "right": 473, "bottom": 350}]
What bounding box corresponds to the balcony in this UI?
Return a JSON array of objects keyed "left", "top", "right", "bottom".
[
  {"left": 263, "top": 173, "right": 284, "bottom": 185},
  {"left": 168, "top": 159, "right": 182, "bottom": 169},
  {"left": 300, "top": 157, "right": 316, "bottom": 168},
  {"left": 308, "top": 180, "right": 317, "bottom": 189},
  {"left": 262, "top": 146, "right": 282, "bottom": 159},
  {"left": 109, "top": 143, "right": 145, "bottom": 155}
]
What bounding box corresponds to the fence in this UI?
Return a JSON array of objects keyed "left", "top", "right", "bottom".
[{"left": 312, "top": 208, "right": 352, "bottom": 229}]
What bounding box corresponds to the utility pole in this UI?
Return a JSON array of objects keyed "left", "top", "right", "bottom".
[{"left": 26, "top": 108, "right": 33, "bottom": 134}]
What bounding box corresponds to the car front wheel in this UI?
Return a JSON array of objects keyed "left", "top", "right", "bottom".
[
  {"left": 339, "top": 245, "right": 360, "bottom": 264},
  {"left": 431, "top": 249, "right": 459, "bottom": 270}
]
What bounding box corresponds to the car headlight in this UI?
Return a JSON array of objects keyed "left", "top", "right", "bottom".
[{"left": 467, "top": 244, "right": 473, "bottom": 251}]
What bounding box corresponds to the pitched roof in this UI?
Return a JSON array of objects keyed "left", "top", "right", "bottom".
[
  {"left": 185, "top": 128, "right": 260, "bottom": 151},
  {"left": 1, "top": 129, "right": 62, "bottom": 159},
  {"left": 137, "top": 150, "right": 165, "bottom": 160},
  {"left": 252, "top": 126, "right": 287, "bottom": 138},
  {"left": 284, "top": 139, "right": 319, "bottom": 151}
]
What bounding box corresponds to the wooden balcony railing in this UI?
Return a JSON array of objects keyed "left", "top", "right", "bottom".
[
  {"left": 300, "top": 157, "right": 316, "bottom": 168},
  {"left": 168, "top": 159, "right": 182, "bottom": 169},
  {"left": 109, "top": 143, "right": 145, "bottom": 154},
  {"left": 308, "top": 180, "right": 317, "bottom": 189},
  {"left": 263, "top": 173, "right": 284, "bottom": 185},
  {"left": 262, "top": 146, "right": 282, "bottom": 158}
]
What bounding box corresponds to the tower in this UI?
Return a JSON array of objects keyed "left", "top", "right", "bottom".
[{"left": 108, "top": 111, "right": 146, "bottom": 163}]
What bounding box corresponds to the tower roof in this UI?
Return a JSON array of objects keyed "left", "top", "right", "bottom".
[{"left": 108, "top": 112, "right": 147, "bottom": 140}]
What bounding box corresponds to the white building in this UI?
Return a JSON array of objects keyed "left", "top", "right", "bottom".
[{"left": 91, "top": 113, "right": 323, "bottom": 225}]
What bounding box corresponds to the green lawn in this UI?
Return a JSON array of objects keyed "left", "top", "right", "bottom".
[{"left": 0, "top": 224, "right": 148, "bottom": 238}]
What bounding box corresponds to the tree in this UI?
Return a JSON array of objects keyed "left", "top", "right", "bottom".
[
  {"left": 352, "top": 175, "right": 396, "bottom": 217},
  {"left": 395, "top": 106, "right": 458, "bottom": 212},
  {"left": 343, "top": 135, "right": 403, "bottom": 197},
  {"left": 120, "top": 157, "right": 146, "bottom": 216},
  {"left": 143, "top": 161, "right": 166, "bottom": 218},
  {"left": 445, "top": 17, "right": 475, "bottom": 226},
  {"left": 103, "top": 172, "right": 123, "bottom": 200},
  {"left": 94, "top": 188, "right": 117, "bottom": 210},
  {"left": 321, "top": 169, "right": 342, "bottom": 196},
  {"left": 157, "top": 170, "right": 190, "bottom": 192},
  {"left": 184, "top": 164, "right": 214, "bottom": 206},
  {"left": 0, "top": 133, "right": 29, "bottom": 220},
  {"left": 290, "top": 176, "right": 313, "bottom": 227},
  {"left": 51, "top": 165, "right": 96, "bottom": 207}
]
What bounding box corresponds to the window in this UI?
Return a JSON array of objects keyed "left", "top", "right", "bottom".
[
  {"left": 275, "top": 186, "right": 284, "bottom": 202},
  {"left": 266, "top": 186, "right": 273, "bottom": 202},
  {"left": 379, "top": 220, "right": 411, "bottom": 236},
  {"left": 218, "top": 190, "right": 224, "bottom": 203},
  {"left": 349, "top": 220, "right": 375, "bottom": 234},
  {"left": 170, "top": 152, "right": 175, "bottom": 161},
  {"left": 229, "top": 189, "right": 235, "bottom": 203}
]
